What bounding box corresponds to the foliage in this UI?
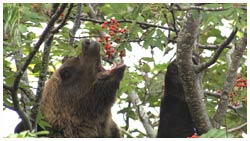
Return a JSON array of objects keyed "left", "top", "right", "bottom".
[
  {"left": 3, "top": 3, "right": 247, "bottom": 138},
  {"left": 201, "top": 128, "right": 233, "bottom": 138},
  {"left": 6, "top": 130, "right": 49, "bottom": 138}
]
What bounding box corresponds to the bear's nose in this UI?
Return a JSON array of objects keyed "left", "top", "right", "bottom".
[
  {"left": 89, "top": 40, "right": 100, "bottom": 52},
  {"left": 82, "top": 39, "right": 100, "bottom": 55},
  {"left": 82, "top": 39, "right": 90, "bottom": 50}
]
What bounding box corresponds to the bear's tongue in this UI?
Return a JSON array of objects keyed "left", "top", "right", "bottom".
[{"left": 96, "top": 61, "right": 125, "bottom": 79}]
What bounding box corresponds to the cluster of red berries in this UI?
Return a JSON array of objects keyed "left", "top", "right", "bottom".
[
  {"left": 234, "top": 75, "right": 247, "bottom": 88},
  {"left": 232, "top": 75, "right": 247, "bottom": 107},
  {"left": 215, "top": 74, "right": 246, "bottom": 107},
  {"left": 98, "top": 18, "right": 127, "bottom": 60}
]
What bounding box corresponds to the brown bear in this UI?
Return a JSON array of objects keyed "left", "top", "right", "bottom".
[
  {"left": 157, "top": 60, "right": 196, "bottom": 138},
  {"left": 40, "top": 39, "right": 126, "bottom": 137}
]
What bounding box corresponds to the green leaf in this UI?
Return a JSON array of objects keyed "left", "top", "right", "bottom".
[
  {"left": 136, "top": 15, "right": 144, "bottom": 22},
  {"left": 141, "top": 57, "right": 154, "bottom": 62},
  {"left": 201, "top": 128, "right": 218, "bottom": 138},
  {"left": 35, "top": 130, "right": 50, "bottom": 136},
  {"left": 141, "top": 63, "right": 150, "bottom": 73},
  {"left": 191, "top": 10, "right": 200, "bottom": 20},
  {"left": 201, "top": 128, "right": 233, "bottom": 138}
]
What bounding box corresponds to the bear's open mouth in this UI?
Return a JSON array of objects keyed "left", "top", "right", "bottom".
[{"left": 96, "top": 61, "right": 126, "bottom": 79}]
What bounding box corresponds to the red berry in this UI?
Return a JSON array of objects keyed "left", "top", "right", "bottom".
[
  {"left": 115, "top": 21, "right": 120, "bottom": 27},
  {"left": 230, "top": 92, "right": 235, "bottom": 98},
  {"left": 109, "top": 31, "right": 115, "bottom": 36},
  {"left": 101, "top": 23, "right": 106, "bottom": 29},
  {"left": 234, "top": 101, "right": 240, "bottom": 107},
  {"left": 104, "top": 35, "right": 109, "bottom": 42},
  {"left": 105, "top": 43, "right": 111, "bottom": 49},
  {"left": 110, "top": 48, "right": 116, "bottom": 53},
  {"left": 243, "top": 79, "right": 247, "bottom": 85},
  {"left": 119, "top": 51, "right": 124, "bottom": 57},
  {"left": 217, "top": 90, "right": 222, "bottom": 94},
  {"left": 118, "top": 28, "right": 127, "bottom": 33},
  {"left": 106, "top": 49, "right": 111, "bottom": 55},
  {"left": 233, "top": 3, "right": 238, "bottom": 7},
  {"left": 31, "top": 3, "right": 38, "bottom": 8},
  {"left": 108, "top": 54, "right": 112, "bottom": 59},
  {"left": 110, "top": 18, "right": 115, "bottom": 23},
  {"left": 122, "top": 28, "right": 127, "bottom": 33},
  {"left": 115, "top": 37, "right": 121, "bottom": 42},
  {"left": 109, "top": 25, "right": 117, "bottom": 31}
]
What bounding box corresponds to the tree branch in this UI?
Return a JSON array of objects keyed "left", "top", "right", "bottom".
[
  {"left": 195, "top": 29, "right": 238, "bottom": 73},
  {"left": 227, "top": 122, "right": 247, "bottom": 133},
  {"left": 79, "top": 17, "right": 177, "bottom": 31},
  {"left": 226, "top": 44, "right": 235, "bottom": 70},
  {"left": 12, "top": 3, "right": 67, "bottom": 92},
  {"left": 3, "top": 103, "right": 15, "bottom": 111},
  {"left": 69, "top": 3, "right": 82, "bottom": 45},
  {"left": 204, "top": 91, "right": 221, "bottom": 98},
  {"left": 176, "top": 11, "right": 212, "bottom": 134},
  {"left": 51, "top": 4, "right": 74, "bottom": 34},
  {"left": 13, "top": 42, "right": 33, "bottom": 112},
  {"left": 127, "top": 92, "right": 156, "bottom": 138},
  {"left": 31, "top": 34, "right": 54, "bottom": 131},
  {"left": 198, "top": 43, "right": 232, "bottom": 50},
  {"left": 169, "top": 7, "right": 178, "bottom": 34},
  {"left": 212, "top": 29, "right": 247, "bottom": 128},
  {"left": 172, "top": 4, "right": 230, "bottom": 11},
  {"left": 120, "top": 128, "right": 134, "bottom": 138},
  {"left": 10, "top": 3, "right": 68, "bottom": 132}
]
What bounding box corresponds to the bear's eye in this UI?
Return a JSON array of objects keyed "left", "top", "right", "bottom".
[{"left": 60, "top": 67, "right": 74, "bottom": 80}]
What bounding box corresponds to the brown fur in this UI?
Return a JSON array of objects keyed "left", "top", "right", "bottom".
[{"left": 41, "top": 39, "right": 126, "bottom": 137}]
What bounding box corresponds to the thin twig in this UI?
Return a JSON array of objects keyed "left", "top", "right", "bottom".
[
  {"left": 51, "top": 4, "right": 74, "bottom": 34},
  {"left": 31, "top": 34, "right": 54, "bottom": 131},
  {"left": 169, "top": 4, "right": 179, "bottom": 35},
  {"left": 198, "top": 43, "right": 232, "bottom": 50},
  {"left": 195, "top": 28, "right": 238, "bottom": 73},
  {"left": 227, "top": 122, "right": 247, "bottom": 132},
  {"left": 3, "top": 103, "right": 15, "bottom": 111},
  {"left": 69, "top": 3, "right": 82, "bottom": 45},
  {"left": 50, "top": 3, "right": 60, "bottom": 17},
  {"left": 120, "top": 128, "right": 134, "bottom": 138},
  {"left": 172, "top": 4, "right": 230, "bottom": 11},
  {"left": 204, "top": 91, "right": 221, "bottom": 98}
]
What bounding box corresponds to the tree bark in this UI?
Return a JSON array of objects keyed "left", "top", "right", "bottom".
[
  {"left": 176, "top": 11, "right": 212, "bottom": 134},
  {"left": 212, "top": 29, "right": 247, "bottom": 128}
]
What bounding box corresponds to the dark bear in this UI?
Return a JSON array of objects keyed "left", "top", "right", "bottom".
[
  {"left": 15, "top": 39, "right": 126, "bottom": 138},
  {"left": 157, "top": 60, "right": 196, "bottom": 138}
]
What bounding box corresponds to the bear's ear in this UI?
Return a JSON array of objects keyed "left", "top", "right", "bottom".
[{"left": 62, "top": 56, "right": 72, "bottom": 64}]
